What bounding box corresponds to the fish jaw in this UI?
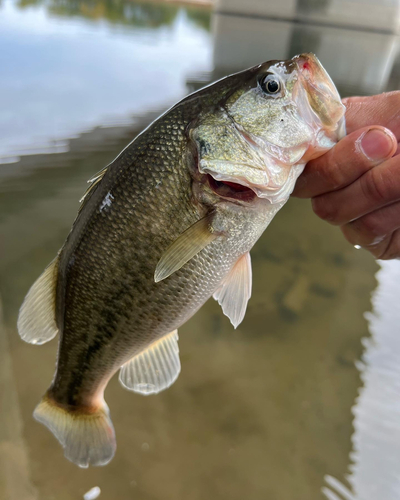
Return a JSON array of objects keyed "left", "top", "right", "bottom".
[
  {"left": 292, "top": 53, "right": 346, "bottom": 156},
  {"left": 197, "top": 128, "right": 309, "bottom": 204},
  {"left": 193, "top": 53, "right": 345, "bottom": 205}
]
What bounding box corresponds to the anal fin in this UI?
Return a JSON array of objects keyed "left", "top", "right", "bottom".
[
  {"left": 213, "top": 252, "right": 252, "bottom": 328},
  {"left": 17, "top": 258, "right": 59, "bottom": 345},
  {"left": 119, "top": 330, "right": 180, "bottom": 395}
]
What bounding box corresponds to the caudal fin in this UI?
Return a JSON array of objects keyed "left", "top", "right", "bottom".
[{"left": 33, "top": 393, "right": 116, "bottom": 468}]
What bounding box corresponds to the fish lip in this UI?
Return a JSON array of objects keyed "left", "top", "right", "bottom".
[
  {"left": 224, "top": 116, "right": 305, "bottom": 197},
  {"left": 293, "top": 53, "right": 346, "bottom": 133},
  {"left": 199, "top": 133, "right": 302, "bottom": 203}
]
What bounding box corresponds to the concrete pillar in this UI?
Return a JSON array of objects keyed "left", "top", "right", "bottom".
[
  {"left": 215, "top": 0, "right": 400, "bottom": 33},
  {"left": 212, "top": 4, "right": 400, "bottom": 96}
]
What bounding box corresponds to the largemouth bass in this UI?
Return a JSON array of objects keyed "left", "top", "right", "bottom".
[{"left": 18, "top": 53, "right": 345, "bottom": 467}]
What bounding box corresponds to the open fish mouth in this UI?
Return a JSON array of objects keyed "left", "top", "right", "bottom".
[
  {"left": 196, "top": 53, "right": 346, "bottom": 204},
  {"left": 205, "top": 173, "right": 258, "bottom": 202},
  {"left": 203, "top": 160, "right": 304, "bottom": 204},
  {"left": 199, "top": 123, "right": 308, "bottom": 204},
  {"left": 197, "top": 117, "right": 307, "bottom": 203}
]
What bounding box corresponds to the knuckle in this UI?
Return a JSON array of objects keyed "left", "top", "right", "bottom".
[
  {"left": 323, "top": 150, "right": 348, "bottom": 190},
  {"left": 341, "top": 226, "right": 357, "bottom": 245},
  {"left": 342, "top": 215, "right": 384, "bottom": 246},
  {"left": 359, "top": 214, "right": 383, "bottom": 239},
  {"left": 360, "top": 169, "right": 388, "bottom": 205},
  {"left": 312, "top": 196, "right": 337, "bottom": 223}
]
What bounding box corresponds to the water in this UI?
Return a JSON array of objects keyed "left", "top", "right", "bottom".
[{"left": 0, "top": 1, "right": 399, "bottom": 499}]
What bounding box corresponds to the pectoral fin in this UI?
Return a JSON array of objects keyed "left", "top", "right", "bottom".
[
  {"left": 213, "top": 252, "right": 252, "bottom": 328},
  {"left": 119, "top": 330, "right": 180, "bottom": 395},
  {"left": 154, "top": 213, "right": 217, "bottom": 282}
]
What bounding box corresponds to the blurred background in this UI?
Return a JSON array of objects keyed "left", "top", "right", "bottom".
[{"left": 1, "top": 0, "right": 400, "bottom": 499}]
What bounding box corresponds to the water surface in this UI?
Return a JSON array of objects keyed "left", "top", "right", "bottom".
[{"left": 0, "top": 1, "right": 398, "bottom": 499}]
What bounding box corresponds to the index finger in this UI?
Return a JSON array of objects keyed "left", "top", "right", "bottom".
[{"left": 343, "top": 91, "right": 400, "bottom": 139}]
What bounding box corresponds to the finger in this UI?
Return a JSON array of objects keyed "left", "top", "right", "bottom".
[
  {"left": 293, "top": 126, "right": 397, "bottom": 198},
  {"left": 355, "top": 228, "right": 400, "bottom": 260},
  {"left": 311, "top": 154, "right": 400, "bottom": 225},
  {"left": 343, "top": 92, "right": 400, "bottom": 139},
  {"left": 340, "top": 201, "right": 400, "bottom": 247}
]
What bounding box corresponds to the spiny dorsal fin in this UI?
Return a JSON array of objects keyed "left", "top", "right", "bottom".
[
  {"left": 17, "top": 258, "right": 59, "bottom": 345},
  {"left": 78, "top": 165, "right": 109, "bottom": 211},
  {"left": 213, "top": 252, "right": 252, "bottom": 329},
  {"left": 154, "top": 213, "right": 217, "bottom": 282},
  {"left": 119, "top": 330, "right": 180, "bottom": 395}
]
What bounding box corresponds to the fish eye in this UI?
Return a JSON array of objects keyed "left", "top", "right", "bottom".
[{"left": 260, "top": 74, "right": 281, "bottom": 95}]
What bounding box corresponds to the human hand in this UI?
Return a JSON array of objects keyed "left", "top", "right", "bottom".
[{"left": 293, "top": 91, "right": 400, "bottom": 259}]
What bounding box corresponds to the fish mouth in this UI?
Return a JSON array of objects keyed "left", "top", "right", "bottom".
[
  {"left": 199, "top": 116, "right": 303, "bottom": 203},
  {"left": 293, "top": 53, "right": 346, "bottom": 140},
  {"left": 196, "top": 53, "right": 345, "bottom": 205},
  {"left": 200, "top": 122, "right": 305, "bottom": 204},
  {"left": 205, "top": 173, "right": 257, "bottom": 202}
]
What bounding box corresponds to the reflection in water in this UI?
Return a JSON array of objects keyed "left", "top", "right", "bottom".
[
  {"left": 0, "top": 0, "right": 399, "bottom": 498},
  {"left": 17, "top": 0, "right": 210, "bottom": 31},
  {"left": 0, "top": 0, "right": 212, "bottom": 161},
  {"left": 323, "top": 260, "right": 400, "bottom": 500},
  {"left": 18, "top": 0, "right": 180, "bottom": 27}
]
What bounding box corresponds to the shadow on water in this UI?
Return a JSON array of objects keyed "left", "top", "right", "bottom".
[{"left": 0, "top": 0, "right": 399, "bottom": 499}]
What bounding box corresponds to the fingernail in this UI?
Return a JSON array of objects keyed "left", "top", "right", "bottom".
[{"left": 360, "top": 128, "right": 396, "bottom": 161}]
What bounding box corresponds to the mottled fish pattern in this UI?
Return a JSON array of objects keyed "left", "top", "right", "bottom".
[{"left": 18, "top": 53, "right": 345, "bottom": 467}]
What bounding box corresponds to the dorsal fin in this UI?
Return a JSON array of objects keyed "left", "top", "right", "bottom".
[
  {"left": 213, "top": 252, "right": 252, "bottom": 328},
  {"left": 17, "top": 258, "right": 59, "bottom": 345},
  {"left": 78, "top": 165, "right": 109, "bottom": 211},
  {"left": 119, "top": 330, "right": 180, "bottom": 395}
]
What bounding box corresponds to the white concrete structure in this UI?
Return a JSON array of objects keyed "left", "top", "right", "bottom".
[
  {"left": 212, "top": 10, "right": 400, "bottom": 96},
  {"left": 215, "top": 0, "right": 400, "bottom": 33}
]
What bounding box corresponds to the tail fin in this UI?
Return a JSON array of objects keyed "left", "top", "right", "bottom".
[{"left": 33, "top": 393, "right": 116, "bottom": 468}]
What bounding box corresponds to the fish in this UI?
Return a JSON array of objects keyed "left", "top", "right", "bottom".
[{"left": 17, "top": 53, "right": 345, "bottom": 468}]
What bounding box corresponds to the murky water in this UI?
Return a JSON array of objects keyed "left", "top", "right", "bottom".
[{"left": 0, "top": 1, "right": 399, "bottom": 499}]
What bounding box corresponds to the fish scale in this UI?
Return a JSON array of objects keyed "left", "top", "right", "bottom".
[
  {"left": 17, "top": 53, "right": 345, "bottom": 467},
  {"left": 53, "top": 105, "right": 238, "bottom": 406}
]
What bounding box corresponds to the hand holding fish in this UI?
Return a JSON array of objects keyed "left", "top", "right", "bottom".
[{"left": 293, "top": 91, "right": 400, "bottom": 259}]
